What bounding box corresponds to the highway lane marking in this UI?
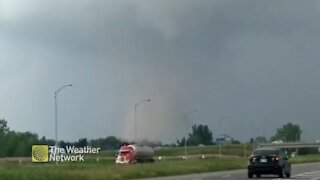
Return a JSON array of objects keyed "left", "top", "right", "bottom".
[
  {"left": 291, "top": 170, "right": 320, "bottom": 179},
  {"left": 271, "top": 170, "right": 320, "bottom": 180},
  {"left": 220, "top": 174, "right": 231, "bottom": 178},
  {"left": 292, "top": 170, "right": 320, "bottom": 176}
]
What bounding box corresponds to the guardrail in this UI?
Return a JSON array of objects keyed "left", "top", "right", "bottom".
[{"left": 259, "top": 143, "right": 320, "bottom": 148}]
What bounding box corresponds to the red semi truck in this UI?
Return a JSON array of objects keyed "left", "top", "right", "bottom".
[{"left": 115, "top": 144, "right": 154, "bottom": 164}]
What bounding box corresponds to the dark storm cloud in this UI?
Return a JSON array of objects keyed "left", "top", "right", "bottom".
[{"left": 1, "top": 0, "right": 320, "bottom": 143}]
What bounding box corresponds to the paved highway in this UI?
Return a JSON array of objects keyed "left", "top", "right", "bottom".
[{"left": 141, "top": 162, "right": 320, "bottom": 180}]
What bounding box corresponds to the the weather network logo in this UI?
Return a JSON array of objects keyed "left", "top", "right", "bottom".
[{"left": 32, "top": 145, "right": 49, "bottom": 162}]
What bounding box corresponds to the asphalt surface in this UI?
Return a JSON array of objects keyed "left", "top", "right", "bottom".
[{"left": 140, "top": 162, "right": 320, "bottom": 180}]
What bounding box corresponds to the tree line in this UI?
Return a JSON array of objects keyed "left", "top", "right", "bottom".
[
  {"left": 0, "top": 119, "right": 161, "bottom": 157},
  {"left": 0, "top": 117, "right": 307, "bottom": 157},
  {"left": 177, "top": 123, "right": 304, "bottom": 146}
]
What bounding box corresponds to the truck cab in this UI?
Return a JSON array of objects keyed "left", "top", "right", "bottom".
[
  {"left": 115, "top": 146, "right": 135, "bottom": 164},
  {"left": 115, "top": 144, "right": 154, "bottom": 164}
]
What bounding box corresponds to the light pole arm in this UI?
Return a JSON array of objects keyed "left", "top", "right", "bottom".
[
  {"left": 55, "top": 84, "right": 72, "bottom": 96},
  {"left": 135, "top": 99, "right": 151, "bottom": 109}
]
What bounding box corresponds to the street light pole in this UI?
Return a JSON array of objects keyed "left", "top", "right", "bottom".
[
  {"left": 54, "top": 84, "right": 72, "bottom": 149},
  {"left": 184, "top": 113, "right": 188, "bottom": 159},
  {"left": 134, "top": 99, "right": 151, "bottom": 143},
  {"left": 218, "top": 119, "right": 223, "bottom": 159},
  {"left": 183, "top": 109, "right": 197, "bottom": 160}
]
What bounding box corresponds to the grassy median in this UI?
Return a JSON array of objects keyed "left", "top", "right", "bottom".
[
  {"left": 0, "top": 157, "right": 245, "bottom": 180},
  {"left": 290, "top": 154, "right": 320, "bottom": 164},
  {"left": 0, "top": 144, "right": 319, "bottom": 180},
  {"left": 0, "top": 155, "right": 320, "bottom": 180}
]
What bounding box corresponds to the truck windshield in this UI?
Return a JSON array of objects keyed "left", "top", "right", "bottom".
[{"left": 119, "top": 150, "right": 130, "bottom": 155}]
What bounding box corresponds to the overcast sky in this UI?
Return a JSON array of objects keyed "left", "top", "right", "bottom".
[{"left": 1, "top": 0, "right": 320, "bottom": 143}]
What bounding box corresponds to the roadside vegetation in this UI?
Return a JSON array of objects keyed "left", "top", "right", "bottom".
[
  {"left": 1, "top": 154, "right": 320, "bottom": 180},
  {"left": 0, "top": 158, "right": 245, "bottom": 180},
  {"left": 290, "top": 154, "right": 320, "bottom": 164},
  {"left": 154, "top": 144, "right": 253, "bottom": 157}
]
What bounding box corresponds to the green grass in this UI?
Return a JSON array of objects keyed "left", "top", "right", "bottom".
[
  {"left": 1, "top": 155, "right": 319, "bottom": 180},
  {"left": 290, "top": 154, "right": 320, "bottom": 164},
  {"left": 0, "top": 145, "right": 318, "bottom": 180},
  {"left": 0, "top": 158, "right": 246, "bottom": 180},
  {"left": 98, "top": 144, "right": 254, "bottom": 157},
  {"left": 154, "top": 144, "right": 253, "bottom": 157}
]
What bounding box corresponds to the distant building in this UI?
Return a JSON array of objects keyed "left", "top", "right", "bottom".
[{"left": 216, "top": 134, "right": 233, "bottom": 145}]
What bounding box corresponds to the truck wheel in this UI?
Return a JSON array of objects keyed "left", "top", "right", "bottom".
[
  {"left": 285, "top": 172, "right": 291, "bottom": 178},
  {"left": 248, "top": 172, "right": 253, "bottom": 178},
  {"left": 279, "top": 167, "right": 284, "bottom": 178},
  {"left": 285, "top": 166, "right": 291, "bottom": 178}
]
